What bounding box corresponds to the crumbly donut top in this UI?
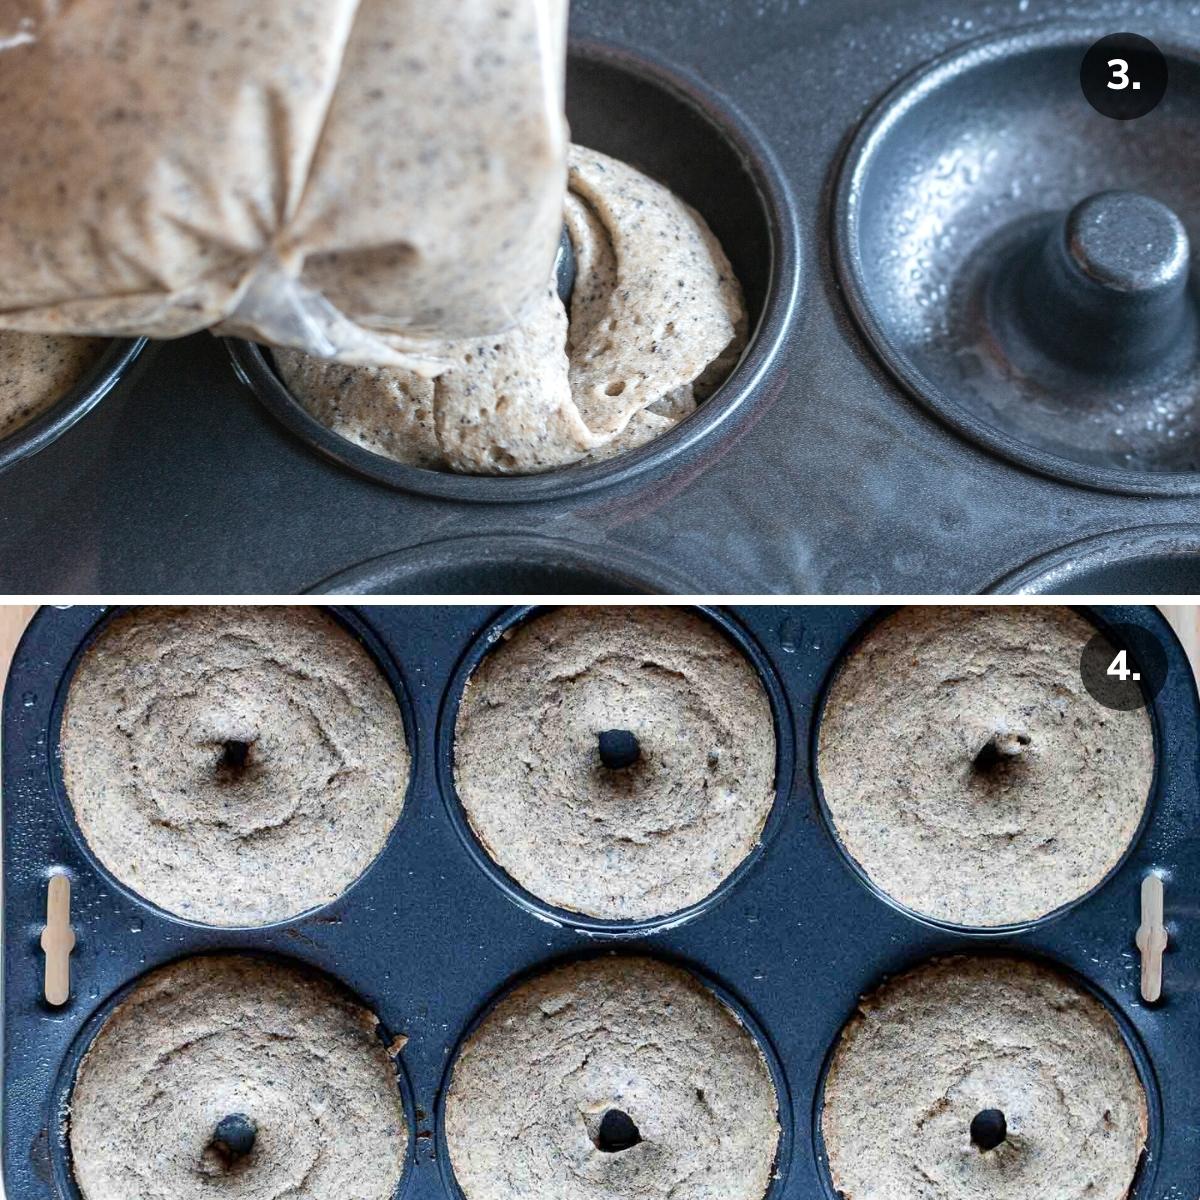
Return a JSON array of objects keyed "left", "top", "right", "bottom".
[
  {"left": 822, "top": 956, "right": 1147, "bottom": 1200},
  {"left": 454, "top": 606, "right": 776, "bottom": 920},
  {"left": 60, "top": 606, "right": 409, "bottom": 925},
  {"left": 818, "top": 606, "right": 1153, "bottom": 926},
  {"left": 446, "top": 956, "right": 780, "bottom": 1200}
]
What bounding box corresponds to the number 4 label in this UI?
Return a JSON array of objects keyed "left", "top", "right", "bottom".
[{"left": 1108, "top": 649, "right": 1141, "bottom": 682}]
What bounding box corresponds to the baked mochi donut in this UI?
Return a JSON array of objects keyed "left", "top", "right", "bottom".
[
  {"left": 821, "top": 957, "right": 1147, "bottom": 1200},
  {"left": 0, "top": 331, "right": 106, "bottom": 440},
  {"left": 453, "top": 606, "right": 776, "bottom": 920},
  {"left": 445, "top": 956, "right": 780, "bottom": 1200},
  {"left": 69, "top": 955, "right": 408, "bottom": 1200},
  {"left": 274, "top": 144, "right": 746, "bottom": 473},
  {"left": 60, "top": 606, "right": 409, "bottom": 926},
  {"left": 817, "top": 606, "right": 1154, "bottom": 926}
]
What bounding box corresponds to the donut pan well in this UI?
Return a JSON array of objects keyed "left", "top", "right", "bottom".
[
  {"left": 3, "top": 603, "right": 1198, "bottom": 1200},
  {"left": 6, "top": 2, "right": 1200, "bottom": 593},
  {"left": 0, "top": 340, "right": 147, "bottom": 476}
]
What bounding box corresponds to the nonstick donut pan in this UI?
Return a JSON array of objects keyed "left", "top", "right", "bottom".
[
  {"left": 4, "top": 2, "right": 1200, "bottom": 594},
  {"left": 3, "top": 603, "right": 1197, "bottom": 1200}
]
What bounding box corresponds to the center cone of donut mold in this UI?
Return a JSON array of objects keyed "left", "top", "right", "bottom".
[
  {"left": 593, "top": 1108, "right": 642, "bottom": 1153},
  {"left": 998, "top": 190, "right": 1195, "bottom": 378},
  {"left": 597, "top": 729, "right": 641, "bottom": 770},
  {"left": 209, "top": 1112, "right": 257, "bottom": 1166},
  {"left": 972, "top": 731, "right": 1030, "bottom": 775},
  {"left": 969, "top": 1108, "right": 1007, "bottom": 1152},
  {"left": 555, "top": 224, "right": 576, "bottom": 307}
]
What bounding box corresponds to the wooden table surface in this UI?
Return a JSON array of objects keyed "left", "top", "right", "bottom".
[
  {"left": 0, "top": 605, "right": 36, "bottom": 692},
  {"left": 2, "top": 605, "right": 1199, "bottom": 691},
  {"left": 1159, "top": 604, "right": 1200, "bottom": 678}
]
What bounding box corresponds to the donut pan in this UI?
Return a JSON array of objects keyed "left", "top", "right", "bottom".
[
  {"left": 3, "top": 603, "right": 1198, "bottom": 1200},
  {"left": 7, "top": 2, "right": 1200, "bottom": 594}
]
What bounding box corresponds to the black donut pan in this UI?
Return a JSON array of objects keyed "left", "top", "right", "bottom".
[
  {"left": 3, "top": 603, "right": 1198, "bottom": 1200},
  {"left": 5, "top": 2, "right": 1200, "bottom": 593}
]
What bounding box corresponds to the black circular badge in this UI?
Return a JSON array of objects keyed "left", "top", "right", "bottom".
[
  {"left": 1080, "top": 623, "right": 1168, "bottom": 711},
  {"left": 1081, "top": 34, "right": 1168, "bottom": 120}
]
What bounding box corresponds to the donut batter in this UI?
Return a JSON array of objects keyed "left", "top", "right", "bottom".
[
  {"left": 453, "top": 606, "right": 776, "bottom": 921},
  {"left": 274, "top": 145, "right": 746, "bottom": 473},
  {"left": 59, "top": 606, "right": 409, "bottom": 926},
  {"left": 821, "top": 956, "right": 1147, "bottom": 1200},
  {"left": 445, "top": 956, "right": 780, "bottom": 1200},
  {"left": 0, "top": 331, "right": 105, "bottom": 440},
  {"left": 69, "top": 955, "right": 408, "bottom": 1200},
  {"left": 817, "top": 607, "right": 1154, "bottom": 926}
]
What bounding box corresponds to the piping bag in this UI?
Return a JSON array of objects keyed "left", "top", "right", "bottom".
[{"left": 0, "top": 0, "right": 568, "bottom": 371}]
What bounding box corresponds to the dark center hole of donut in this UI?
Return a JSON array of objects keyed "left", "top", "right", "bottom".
[
  {"left": 972, "top": 733, "right": 1030, "bottom": 775},
  {"left": 594, "top": 1108, "right": 642, "bottom": 1153},
  {"left": 210, "top": 1113, "right": 257, "bottom": 1166},
  {"left": 597, "top": 729, "right": 640, "bottom": 770},
  {"left": 218, "top": 740, "right": 253, "bottom": 774},
  {"left": 970, "top": 1108, "right": 1007, "bottom": 1152}
]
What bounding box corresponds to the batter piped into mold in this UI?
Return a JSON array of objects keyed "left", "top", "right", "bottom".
[
  {"left": 275, "top": 145, "right": 746, "bottom": 475},
  {"left": 0, "top": 332, "right": 106, "bottom": 441}
]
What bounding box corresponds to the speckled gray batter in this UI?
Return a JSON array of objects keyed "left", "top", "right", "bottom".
[
  {"left": 822, "top": 957, "right": 1147, "bottom": 1200},
  {"left": 59, "top": 607, "right": 409, "bottom": 926},
  {"left": 817, "top": 607, "right": 1153, "bottom": 927},
  {"left": 274, "top": 145, "right": 746, "bottom": 472},
  {"left": 445, "top": 956, "right": 780, "bottom": 1200},
  {"left": 453, "top": 607, "right": 776, "bottom": 921},
  {"left": 69, "top": 955, "right": 408, "bottom": 1200},
  {"left": 0, "top": 1, "right": 566, "bottom": 368},
  {"left": 0, "top": 331, "right": 105, "bottom": 439}
]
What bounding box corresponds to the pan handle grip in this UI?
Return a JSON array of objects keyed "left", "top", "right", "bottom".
[
  {"left": 39, "top": 873, "right": 75, "bottom": 1007},
  {"left": 1135, "top": 873, "right": 1167, "bottom": 1004}
]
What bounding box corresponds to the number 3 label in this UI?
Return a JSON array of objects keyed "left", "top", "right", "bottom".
[
  {"left": 1082, "top": 35, "right": 1164, "bottom": 119},
  {"left": 1108, "top": 58, "right": 1140, "bottom": 90}
]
